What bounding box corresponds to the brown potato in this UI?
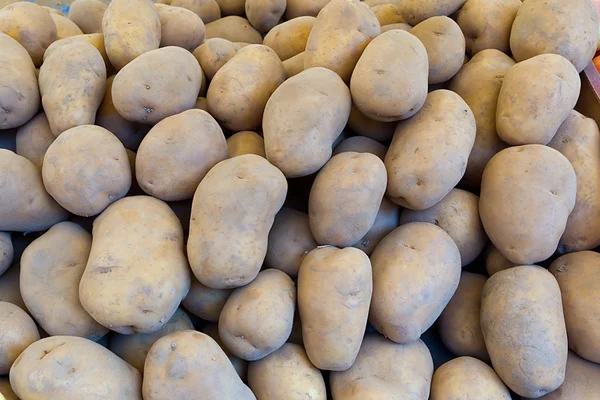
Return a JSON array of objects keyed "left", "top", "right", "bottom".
[
  {"left": 0, "top": 233, "right": 12, "bottom": 277},
  {"left": 193, "top": 38, "right": 240, "bottom": 80},
  {"left": 15, "top": 113, "right": 54, "bottom": 170},
  {"left": 0, "top": 264, "right": 25, "bottom": 310},
  {"left": 263, "top": 17, "right": 315, "bottom": 61},
  {"left": 214, "top": 0, "right": 245, "bottom": 15},
  {"left": 227, "top": 131, "right": 265, "bottom": 158},
  {"left": 333, "top": 136, "right": 387, "bottom": 160},
  {"left": 534, "top": 351, "right": 600, "bottom": 400},
  {"left": 205, "top": 16, "right": 263, "bottom": 43},
  {"left": 68, "top": 0, "right": 107, "bottom": 34},
  {"left": 285, "top": 0, "right": 330, "bottom": 18},
  {"left": 352, "top": 197, "right": 399, "bottom": 255},
  {"left": 347, "top": 103, "right": 396, "bottom": 142},
  {"left": 0, "top": 302, "right": 39, "bottom": 375},
  {"left": 381, "top": 22, "right": 412, "bottom": 32},
  {"left": 157, "top": 4, "right": 205, "bottom": 52},
  {"left": 181, "top": 277, "right": 232, "bottom": 322},
  {"left": 160, "top": 0, "right": 221, "bottom": 23},
  {"left": 371, "top": 4, "right": 403, "bottom": 26},
  {"left": 43, "top": 33, "right": 111, "bottom": 72},
  {"left": 485, "top": 244, "right": 517, "bottom": 276},
  {"left": 399, "top": 0, "right": 467, "bottom": 25},
  {"left": 203, "top": 323, "right": 248, "bottom": 380},
  {"left": 246, "top": 0, "right": 286, "bottom": 32},
  {"left": 50, "top": 13, "right": 83, "bottom": 39},
  {"left": 282, "top": 51, "right": 305, "bottom": 78}
]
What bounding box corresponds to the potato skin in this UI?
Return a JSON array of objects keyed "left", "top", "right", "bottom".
[
  {"left": 385, "top": 90, "right": 476, "bottom": 210},
  {"left": 68, "top": 0, "right": 107, "bottom": 34},
  {"left": 0, "top": 302, "right": 39, "bottom": 375},
  {"left": 371, "top": 4, "right": 403, "bottom": 26},
  {"left": 214, "top": 0, "right": 245, "bottom": 16},
  {"left": 0, "top": 232, "right": 12, "bottom": 277},
  {"left": 181, "top": 277, "right": 232, "bottom": 322},
  {"left": 205, "top": 16, "right": 263, "bottom": 43},
  {"left": 15, "top": 113, "right": 53, "bottom": 170},
  {"left": 370, "top": 223, "right": 461, "bottom": 344},
  {"left": 285, "top": 0, "right": 330, "bottom": 18},
  {"left": 193, "top": 38, "right": 240, "bottom": 80},
  {"left": 51, "top": 14, "right": 83, "bottom": 39},
  {"left": 43, "top": 33, "right": 111, "bottom": 72},
  {"left": 203, "top": 323, "right": 248, "bottom": 380},
  {"left": 481, "top": 266, "right": 568, "bottom": 398},
  {"left": 485, "top": 244, "right": 517, "bottom": 276},
  {"left": 263, "top": 17, "right": 314, "bottom": 61},
  {"left": 352, "top": 197, "right": 399, "bottom": 255},
  {"left": 10, "top": 336, "right": 142, "bottom": 400},
  {"left": 298, "top": 246, "right": 372, "bottom": 371},
  {"left": 246, "top": 0, "right": 286, "bottom": 32},
  {"left": 479, "top": 145, "right": 577, "bottom": 264},
  {"left": 399, "top": 0, "right": 467, "bottom": 25},
  {"left": 535, "top": 351, "right": 600, "bottom": 400},
  {"left": 333, "top": 136, "right": 387, "bottom": 160},
  {"left": 161, "top": 0, "right": 222, "bottom": 23},
  {"left": 157, "top": 5, "right": 205, "bottom": 52},
  {"left": 227, "top": 131, "right": 265, "bottom": 158},
  {"left": 188, "top": 155, "right": 287, "bottom": 289},
  {"left": 347, "top": 103, "right": 396, "bottom": 142}
]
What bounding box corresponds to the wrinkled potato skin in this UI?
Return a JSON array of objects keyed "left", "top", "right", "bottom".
[
  {"left": 263, "top": 17, "right": 315, "bottom": 61},
  {"left": 43, "top": 33, "right": 111, "bottom": 72},
  {"left": 202, "top": 323, "right": 248, "bottom": 380},
  {"left": 159, "top": 0, "right": 221, "bottom": 23},
  {"left": 0, "top": 302, "right": 39, "bottom": 375},
  {"left": 157, "top": 5, "right": 205, "bottom": 52},
  {"left": 371, "top": 4, "right": 403, "bottom": 26},
  {"left": 534, "top": 351, "right": 600, "bottom": 400},
  {"left": 399, "top": 0, "right": 467, "bottom": 25},
  {"left": 15, "top": 113, "right": 54, "bottom": 170},
  {"left": 51, "top": 14, "right": 83, "bottom": 39},
  {"left": 68, "top": 0, "right": 107, "bottom": 34},
  {"left": 485, "top": 244, "right": 517, "bottom": 276},
  {"left": 10, "top": 336, "right": 142, "bottom": 400},
  {"left": 214, "top": 0, "right": 245, "bottom": 16},
  {"left": 481, "top": 266, "right": 568, "bottom": 398},
  {"left": 227, "top": 131, "right": 265, "bottom": 158},
  {"left": 282, "top": 51, "right": 305, "bottom": 78},
  {"left": 352, "top": 197, "right": 399, "bottom": 255},
  {"left": 298, "top": 247, "right": 372, "bottom": 371},
  {"left": 285, "top": 0, "right": 330, "bottom": 18},
  {"left": 193, "top": 38, "right": 240, "bottom": 80},
  {"left": 181, "top": 277, "right": 232, "bottom": 322},
  {"left": 205, "top": 16, "right": 262, "bottom": 43},
  {"left": 246, "top": 0, "right": 286, "bottom": 32},
  {"left": 479, "top": 145, "right": 577, "bottom": 264},
  {"left": 333, "top": 136, "right": 387, "bottom": 160},
  {"left": 347, "top": 103, "right": 396, "bottom": 142},
  {"left": 0, "top": 233, "right": 12, "bottom": 277}
]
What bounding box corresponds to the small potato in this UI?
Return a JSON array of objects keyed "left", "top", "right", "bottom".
[
  {"left": 43, "top": 33, "right": 111, "bottom": 72},
  {"left": 188, "top": 155, "right": 287, "bottom": 289},
  {"left": 246, "top": 0, "right": 286, "bottom": 32},
  {"left": 181, "top": 277, "right": 232, "bottom": 322},
  {"left": 193, "top": 38, "right": 240, "bottom": 80},
  {"left": 0, "top": 233, "right": 12, "bottom": 277},
  {"left": 298, "top": 246, "right": 372, "bottom": 371},
  {"left": 203, "top": 323, "right": 248, "bottom": 380},
  {"left": 399, "top": 0, "right": 467, "bottom": 25},
  {"left": 227, "top": 131, "right": 265, "bottom": 158},
  {"left": 263, "top": 67, "right": 351, "bottom": 177},
  {"left": 285, "top": 0, "right": 330, "bottom": 18},
  {"left": 20, "top": 222, "right": 108, "bottom": 340},
  {"left": 205, "top": 16, "right": 263, "bottom": 43},
  {"left": 330, "top": 334, "right": 433, "bottom": 400},
  {"left": 157, "top": 5, "right": 205, "bottom": 52},
  {"left": 370, "top": 223, "right": 461, "bottom": 344},
  {"left": 136, "top": 109, "right": 227, "bottom": 202},
  {"left": 143, "top": 331, "right": 255, "bottom": 400},
  {"left": 381, "top": 22, "right": 412, "bottom": 32},
  {"left": 485, "top": 244, "right": 517, "bottom": 276},
  {"left": 282, "top": 51, "right": 305, "bottom": 78},
  {"left": 481, "top": 266, "right": 567, "bottom": 397},
  {"left": 352, "top": 197, "right": 399, "bottom": 255},
  {"left": 50, "top": 13, "right": 83, "bottom": 39},
  {"left": 15, "top": 113, "right": 54, "bottom": 170},
  {"left": 385, "top": 90, "right": 476, "bottom": 210},
  {"left": 479, "top": 145, "right": 577, "bottom": 264},
  {"left": 162, "top": 0, "right": 222, "bottom": 23},
  {"left": 371, "top": 4, "right": 403, "bottom": 26},
  {"left": 347, "top": 103, "right": 396, "bottom": 142},
  {"left": 431, "top": 357, "right": 511, "bottom": 400},
  {"left": 351, "top": 29, "right": 428, "bottom": 121},
  {"left": 42, "top": 125, "right": 131, "bottom": 217},
  {"left": 0, "top": 265, "right": 25, "bottom": 310},
  {"left": 10, "top": 336, "right": 142, "bottom": 400},
  {"left": 68, "top": 0, "right": 106, "bottom": 34},
  {"left": 410, "top": 16, "right": 465, "bottom": 84},
  {"left": 0, "top": 302, "right": 39, "bottom": 375},
  {"left": 208, "top": 45, "right": 285, "bottom": 131},
  {"left": 534, "top": 351, "right": 600, "bottom": 400},
  {"left": 263, "top": 17, "right": 315, "bottom": 61},
  {"left": 112, "top": 46, "right": 202, "bottom": 125},
  {"left": 333, "top": 136, "right": 387, "bottom": 160},
  {"left": 248, "top": 343, "right": 326, "bottom": 400},
  {"left": 438, "top": 272, "right": 488, "bottom": 361}
]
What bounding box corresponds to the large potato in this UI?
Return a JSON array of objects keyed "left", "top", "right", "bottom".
[
  {"left": 79, "top": 196, "right": 191, "bottom": 334},
  {"left": 227, "top": 131, "right": 266, "bottom": 158},
  {"left": 385, "top": 90, "right": 476, "bottom": 210},
  {"left": 20, "top": 222, "right": 108, "bottom": 340},
  {"left": 10, "top": 336, "right": 142, "bottom": 399},
  {"left": 50, "top": 14, "right": 82, "bottom": 39},
  {"left": 157, "top": 4, "right": 205, "bottom": 52},
  {"left": 0, "top": 233, "right": 12, "bottom": 277},
  {"left": 352, "top": 197, "right": 399, "bottom": 255},
  {"left": 15, "top": 113, "right": 54, "bottom": 170},
  {"left": 347, "top": 103, "right": 396, "bottom": 142},
  {"left": 333, "top": 136, "right": 387, "bottom": 160},
  {"left": 68, "top": 0, "right": 107, "bottom": 34},
  {"left": 534, "top": 351, "right": 600, "bottom": 400},
  {"left": 481, "top": 266, "right": 568, "bottom": 398},
  {"left": 188, "top": 155, "right": 287, "bottom": 289},
  {"left": 510, "top": 0, "right": 598, "bottom": 72},
  {"left": 479, "top": 145, "right": 577, "bottom": 264},
  {"left": 193, "top": 38, "right": 240, "bottom": 80},
  {"left": 298, "top": 246, "right": 372, "bottom": 371},
  {"left": 263, "top": 17, "right": 315, "bottom": 61},
  {"left": 205, "top": 16, "right": 263, "bottom": 43},
  {"left": 351, "top": 29, "right": 428, "bottom": 121},
  {"left": 485, "top": 244, "right": 517, "bottom": 276},
  {"left": 160, "top": 0, "right": 221, "bottom": 23},
  {"left": 398, "top": 0, "right": 467, "bottom": 25},
  {"left": 370, "top": 223, "right": 461, "bottom": 343},
  {"left": 246, "top": 0, "right": 286, "bottom": 32},
  {"left": 263, "top": 67, "right": 351, "bottom": 177},
  {"left": 285, "top": 0, "right": 329, "bottom": 18},
  {"left": 0, "top": 302, "right": 39, "bottom": 375},
  {"left": 181, "top": 277, "right": 232, "bottom": 322}
]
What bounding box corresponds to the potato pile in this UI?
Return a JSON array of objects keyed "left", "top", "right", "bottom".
[{"left": 1, "top": 0, "right": 600, "bottom": 399}]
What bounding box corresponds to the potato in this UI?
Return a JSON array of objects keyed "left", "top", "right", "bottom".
[
  {"left": 42, "top": 125, "right": 131, "bottom": 217},
  {"left": 194, "top": 96, "right": 208, "bottom": 111},
  {"left": 548, "top": 111, "right": 600, "bottom": 253},
  {"left": 482, "top": 266, "right": 568, "bottom": 397},
  {"left": 109, "top": 308, "right": 193, "bottom": 372},
  {"left": 285, "top": 0, "right": 330, "bottom": 18},
  {"left": 263, "top": 67, "right": 351, "bottom": 177},
  {"left": 330, "top": 334, "right": 433, "bottom": 399},
  {"left": 333, "top": 136, "right": 387, "bottom": 160},
  {"left": 370, "top": 222, "right": 461, "bottom": 343},
  {"left": 385, "top": 90, "right": 476, "bottom": 210},
  {"left": 246, "top": 0, "right": 286, "bottom": 32},
  {"left": 205, "top": 16, "right": 263, "bottom": 43},
  {"left": 0, "top": 302, "right": 39, "bottom": 375},
  {"left": 448, "top": 49, "right": 514, "bottom": 189},
  {"left": 485, "top": 244, "right": 517, "bottom": 276},
  {"left": 227, "top": 131, "right": 266, "bottom": 158},
  {"left": 112, "top": 46, "right": 202, "bottom": 125},
  {"left": 0, "top": 150, "right": 67, "bottom": 232},
  {"left": 480, "top": 145, "right": 577, "bottom": 264},
  {"left": 0, "top": 377, "right": 16, "bottom": 400},
  {"left": 298, "top": 246, "right": 372, "bottom": 371},
  {"left": 0, "top": 2, "right": 57, "bottom": 67},
  {"left": 248, "top": 343, "right": 326, "bottom": 400},
  {"left": 203, "top": 323, "right": 248, "bottom": 380},
  {"left": 50, "top": 13, "right": 83, "bottom": 39},
  {"left": 263, "top": 17, "right": 315, "bottom": 61},
  {"left": 68, "top": 0, "right": 106, "bottom": 34},
  {"left": 399, "top": 0, "right": 467, "bottom": 25},
  {"left": 0, "top": 265, "right": 25, "bottom": 310},
  {"left": 43, "top": 33, "right": 111, "bottom": 71},
  {"left": 363, "top": 0, "right": 395, "bottom": 5},
  {"left": 20, "top": 222, "right": 108, "bottom": 340},
  {"left": 188, "top": 155, "right": 287, "bottom": 289},
  {"left": 157, "top": 5, "right": 205, "bottom": 52},
  {"left": 351, "top": 29, "right": 428, "bottom": 121},
  {"left": 135, "top": 109, "right": 227, "bottom": 202},
  {"left": 347, "top": 104, "right": 396, "bottom": 142},
  {"left": 10, "top": 336, "right": 142, "bottom": 399},
  {"left": 371, "top": 4, "right": 403, "bottom": 26},
  {"left": 15, "top": 113, "right": 54, "bottom": 170},
  {"left": 161, "top": 0, "right": 221, "bottom": 23},
  {"left": 214, "top": 0, "right": 245, "bottom": 15},
  {"left": 181, "top": 277, "right": 232, "bottom": 322},
  {"left": 410, "top": 16, "right": 465, "bottom": 84},
  {"left": 431, "top": 357, "right": 511, "bottom": 399},
  {"left": 534, "top": 351, "right": 600, "bottom": 400},
  {"left": 350, "top": 197, "right": 399, "bottom": 255},
  {"left": 193, "top": 38, "right": 240, "bottom": 80},
  {"left": 0, "top": 233, "right": 12, "bottom": 277},
  {"left": 510, "top": 0, "right": 598, "bottom": 72},
  {"left": 305, "top": 0, "right": 380, "bottom": 82},
  {"left": 79, "top": 196, "right": 191, "bottom": 334},
  {"left": 0, "top": 34, "right": 40, "bottom": 130},
  {"left": 282, "top": 51, "right": 305, "bottom": 78},
  {"left": 143, "top": 331, "right": 255, "bottom": 400}
]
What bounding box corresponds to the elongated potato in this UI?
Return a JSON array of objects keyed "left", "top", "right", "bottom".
[
  {"left": 15, "top": 113, "right": 54, "bottom": 170},
  {"left": 51, "top": 14, "right": 83, "bottom": 39},
  {"left": 227, "top": 131, "right": 265, "bottom": 158},
  {"left": 399, "top": 0, "right": 467, "bottom": 25},
  {"left": 263, "top": 17, "right": 315, "bottom": 61},
  {"left": 535, "top": 351, "right": 600, "bottom": 400},
  {"left": 181, "top": 277, "right": 232, "bottom": 322},
  {"left": 347, "top": 103, "right": 396, "bottom": 142},
  {"left": 193, "top": 38, "right": 240, "bottom": 80},
  {"left": 485, "top": 244, "right": 517, "bottom": 276},
  {"left": 0, "top": 233, "right": 12, "bottom": 277},
  {"left": 157, "top": 4, "right": 205, "bottom": 52},
  {"left": 161, "top": 0, "right": 221, "bottom": 23},
  {"left": 68, "top": 0, "right": 107, "bottom": 34},
  {"left": 285, "top": 0, "right": 330, "bottom": 18},
  {"left": 0, "top": 302, "right": 39, "bottom": 375},
  {"left": 205, "top": 16, "right": 263, "bottom": 43},
  {"left": 333, "top": 136, "right": 387, "bottom": 160},
  {"left": 246, "top": 0, "right": 286, "bottom": 32}
]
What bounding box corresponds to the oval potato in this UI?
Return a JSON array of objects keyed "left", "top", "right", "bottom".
[
  {"left": 347, "top": 103, "right": 396, "bottom": 142},
  {"left": 0, "top": 302, "right": 39, "bottom": 375},
  {"left": 15, "top": 113, "right": 55, "bottom": 170},
  {"left": 399, "top": 0, "right": 467, "bottom": 25},
  {"left": 50, "top": 14, "right": 83, "bottom": 39},
  {"left": 285, "top": 0, "right": 330, "bottom": 18},
  {"left": 246, "top": 0, "right": 286, "bottom": 32},
  {"left": 163, "top": 0, "right": 221, "bottom": 23},
  {"left": 371, "top": 4, "right": 403, "bottom": 26},
  {"left": 157, "top": 4, "right": 205, "bottom": 52},
  {"left": 181, "top": 277, "right": 232, "bottom": 322},
  {"left": 214, "top": 0, "right": 245, "bottom": 16},
  {"left": 68, "top": 0, "right": 107, "bottom": 34},
  {"left": 204, "top": 16, "right": 263, "bottom": 43},
  {"left": 227, "top": 131, "right": 265, "bottom": 158},
  {"left": 263, "top": 16, "right": 315, "bottom": 61},
  {"left": 193, "top": 38, "right": 240, "bottom": 80}
]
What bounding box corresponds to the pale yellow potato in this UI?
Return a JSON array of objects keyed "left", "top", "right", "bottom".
[
  {"left": 205, "top": 16, "right": 263, "bottom": 43},
  {"left": 227, "top": 131, "right": 265, "bottom": 158},
  {"left": 68, "top": 0, "right": 107, "bottom": 34},
  {"left": 485, "top": 244, "right": 517, "bottom": 276},
  {"left": 381, "top": 22, "right": 412, "bottom": 32},
  {"left": 263, "top": 17, "right": 315, "bottom": 61},
  {"left": 352, "top": 197, "right": 399, "bottom": 255},
  {"left": 181, "top": 277, "right": 232, "bottom": 322},
  {"left": 371, "top": 4, "right": 403, "bottom": 26},
  {"left": 15, "top": 113, "right": 54, "bottom": 170},
  {"left": 246, "top": 0, "right": 286, "bottom": 32},
  {"left": 214, "top": 0, "right": 245, "bottom": 16},
  {"left": 43, "top": 33, "right": 111, "bottom": 72},
  {"left": 333, "top": 136, "right": 387, "bottom": 160},
  {"left": 282, "top": 51, "right": 305, "bottom": 78},
  {"left": 0, "top": 302, "right": 39, "bottom": 375},
  {"left": 160, "top": 0, "right": 221, "bottom": 23},
  {"left": 157, "top": 4, "right": 205, "bottom": 52},
  {"left": 193, "top": 38, "right": 240, "bottom": 80},
  {"left": 0, "top": 233, "right": 12, "bottom": 277},
  {"left": 399, "top": 0, "right": 467, "bottom": 25},
  {"left": 347, "top": 103, "right": 396, "bottom": 142},
  {"left": 50, "top": 13, "right": 83, "bottom": 39}
]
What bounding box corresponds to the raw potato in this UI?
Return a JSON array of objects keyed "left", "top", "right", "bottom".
[
  {"left": 79, "top": 196, "right": 191, "bottom": 334},
  {"left": 112, "top": 46, "right": 202, "bottom": 125},
  {"left": 10, "top": 336, "right": 142, "bottom": 400},
  {"left": 68, "top": 0, "right": 107, "bottom": 34},
  {"left": 370, "top": 223, "right": 461, "bottom": 343},
  {"left": 330, "top": 334, "right": 433, "bottom": 400},
  {"left": 135, "top": 109, "right": 227, "bottom": 202},
  {"left": 0, "top": 233, "right": 12, "bottom": 276},
  {"left": 282, "top": 51, "right": 305, "bottom": 78},
  {"left": 248, "top": 343, "right": 326, "bottom": 400},
  {"left": 333, "top": 136, "right": 387, "bottom": 160},
  {"left": 188, "top": 155, "right": 287, "bottom": 289},
  {"left": 371, "top": 4, "right": 403, "bottom": 26},
  {"left": 385, "top": 90, "right": 476, "bottom": 210},
  {"left": 534, "top": 351, "right": 600, "bottom": 400},
  {"left": 143, "top": 331, "right": 256, "bottom": 400},
  {"left": 204, "top": 16, "right": 263, "bottom": 43},
  {"left": 227, "top": 131, "right": 266, "bottom": 158},
  {"left": 0, "top": 34, "right": 40, "bottom": 130},
  {"left": 219, "top": 269, "right": 296, "bottom": 361},
  {"left": 510, "top": 0, "right": 599, "bottom": 72},
  {"left": 399, "top": 0, "right": 467, "bottom": 25},
  {"left": 410, "top": 16, "right": 465, "bottom": 84},
  {"left": 43, "top": 33, "right": 111, "bottom": 72},
  {"left": 352, "top": 197, "right": 399, "bottom": 255},
  {"left": 347, "top": 104, "right": 396, "bottom": 142},
  {"left": 208, "top": 45, "right": 285, "bottom": 131},
  {"left": 263, "top": 67, "right": 351, "bottom": 177},
  {"left": 263, "top": 17, "right": 315, "bottom": 61},
  {"left": 42, "top": 125, "right": 131, "bottom": 217},
  {"left": 381, "top": 22, "right": 412, "bottom": 32},
  {"left": 485, "top": 244, "right": 517, "bottom": 276},
  {"left": 304, "top": 0, "right": 381, "bottom": 82},
  {"left": 0, "top": 377, "right": 16, "bottom": 400},
  {"left": 431, "top": 357, "right": 511, "bottom": 400},
  {"left": 194, "top": 96, "right": 208, "bottom": 111},
  {"left": 437, "top": 272, "right": 488, "bottom": 361},
  {"left": 351, "top": 29, "right": 428, "bottom": 121},
  {"left": 0, "top": 265, "right": 25, "bottom": 310},
  {"left": 448, "top": 49, "right": 514, "bottom": 189},
  {"left": 298, "top": 246, "right": 372, "bottom": 371},
  {"left": 285, "top": 0, "right": 329, "bottom": 18},
  {"left": 193, "top": 38, "right": 240, "bottom": 80},
  {"left": 0, "top": 302, "right": 39, "bottom": 375},
  {"left": 181, "top": 277, "right": 232, "bottom": 322},
  {"left": 479, "top": 145, "right": 577, "bottom": 264},
  {"left": 246, "top": 0, "right": 286, "bottom": 32},
  {"left": 481, "top": 266, "right": 568, "bottom": 398},
  {"left": 50, "top": 14, "right": 83, "bottom": 39},
  {"left": 160, "top": 0, "right": 222, "bottom": 23},
  {"left": 203, "top": 323, "right": 248, "bottom": 380},
  {"left": 157, "top": 5, "right": 205, "bottom": 52},
  {"left": 15, "top": 113, "right": 55, "bottom": 170},
  {"left": 20, "top": 222, "right": 108, "bottom": 340},
  {"left": 214, "top": 0, "right": 245, "bottom": 16}
]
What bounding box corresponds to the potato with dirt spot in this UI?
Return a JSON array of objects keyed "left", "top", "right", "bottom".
[
  {"left": 246, "top": 0, "right": 287, "bottom": 33},
  {"left": 0, "top": 233, "right": 12, "bottom": 277},
  {"left": 227, "top": 131, "right": 265, "bottom": 158},
  {"left": 68, "top": 0, "right": 107, "bottom": 34},
  {"left": 50, "top": 14, "right": 83, "bottom": 39},
  {"left": 263, "top": 17, "right": 315, "bottom": 61},
  {"left": 15, "top": 113, "right": 55, "bottom": 170},
  {"left": 157, "top": 5, "right": 205, "bottom": 52},
  {"left": 181, "top": 278, "right": 232, "bottom": 322},
  {"left": 193, "top": 38, "right": 240, "bottom": 80},
  {"left": 399, "top": 0, "right": 467, "bottom": 25},
  {"left": 0, "top": 302, "right": 39, "bottom": 375},
  {"left": 205, "top": 16, "right": 263, "bottom": 43},
  {"left": 158, "top": 0, "right": 221, "bottom": 23}
]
